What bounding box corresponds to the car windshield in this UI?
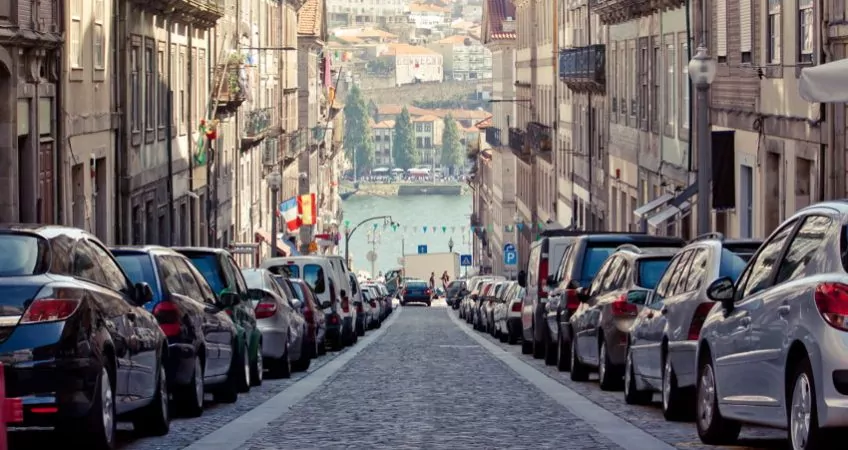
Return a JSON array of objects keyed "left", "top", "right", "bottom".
[
  {"left": 580, "top": 246, "right": 617, "bottom": 283},
  {"left": 719, "top": 248, "right": 750, "bottom": 281},
  {"left": 241, "top": 270, "right": 264, "bottom": 289},
  {"left": 289, "top": 282, "right": 307, "bottom": 302},
  {"left": 186, "top": 254, "right": 227, "bottom": 294},
  {"left": 407, "top": 281, "right": 427, "bottom": 289},
  {"left": 0, "top": 234, "right": 48, "bottom": 276},
  {"left": 269, "top": 264, "right": 299, "bottom": 278},
  {"left": 115, "top": 253, "right": 161, "bottom": 303},
  {"left": 303, "top": 264, "right": 326, "bottom": 293},
  {"left": 637, "top": 258, "right": 672, "bottom": 290}
]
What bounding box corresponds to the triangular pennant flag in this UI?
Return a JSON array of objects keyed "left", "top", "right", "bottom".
[
  {"left": 344, "top": 220, "right": 350, "bottom": 227},
  {"left": 423, "top": 226, "right": 428, "bottom": 232},
  {"left": 517, "top": 223, "right": 524, "bottom": 231},
  {"left": 442, "top": 226, "right": 447, "bottom": 233}
]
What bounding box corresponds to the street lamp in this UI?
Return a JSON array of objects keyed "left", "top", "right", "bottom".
[
  {"left": 688, "top": 44, "right": 717, "bottom": 235},
  {"left": 266, "top": 171, "right": 282, "bottom": 257},
  {"left": 344, "top": 215, "right": 397, "bottom": 269},
  {"left": 448, "top": 237, "right": 454, "bottom": 253}
]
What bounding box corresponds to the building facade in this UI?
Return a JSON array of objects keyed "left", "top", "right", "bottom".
[
  {"left": 372, "top": 119, "right": 395, "bottom": 166},
  {"left": 429, "top": 35, "right": 493, "bottom": 81},
  {"left": 0, "top": 0, "right": 63, "bottom": 224},
  {"left": 386, "top": 44, "right": 444, "bottom": 86}
]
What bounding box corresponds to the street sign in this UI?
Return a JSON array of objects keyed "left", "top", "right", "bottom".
[
  {"left": 366, "top": 250, "right": 378, "bottom": 262},
  {"left": 460, "top": 254, "right": 472, "bottom": 267},
  {"left": 417, "top": 245, "right": 428, "bottom": 254},
  {"left": 504, "top": 242, "right": 518, "bottom": 266}
]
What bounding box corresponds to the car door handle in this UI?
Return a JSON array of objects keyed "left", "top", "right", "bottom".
[
  {"left": 740, "top": 316, "right": 751, "bottom": 327},
  {"left": 660, "top": 308, "right": 668, "bottom": 315},
  {"left": 778, "top": 305, "right": 790, "bottom": 316}
]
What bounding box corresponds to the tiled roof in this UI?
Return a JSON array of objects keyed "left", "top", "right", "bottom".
[
  {"left": 334, "top": 28, "right": 397, "bottom": 39},
  {"left": 373, "top": 120, "right": 396, "bottom": 129},
  {"left": 375, "top": 105, "right": 492, "bottom": 121},
  {"left": 413, "top": 114, "right": 441, "bottom": 122},
  {"left": 297, "top": 0, "right": 323, "bottom": 36},
  {"left": 484, "top": 0, "right": 516, "bottom": 41},
  {"left": 334, "top": 35, "right": 362, "bottom": 43},
  {"left": 409, "top": 2, "right": 451, "bottom": 13},
  {"left": 475, "top": 117, "right": 493, "bottom": 128},
  {"left": 435, "top": 35, "right": 474, "bottom": 45},
  {"left": 385, "top": 43, "right": 440, "bottom": 56}
]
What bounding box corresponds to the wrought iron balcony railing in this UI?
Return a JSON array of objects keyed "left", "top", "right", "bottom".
[
  {"left": 508, "top": 127, "right": 525, "bottom": 153},
  {"left": 527, "top": 122, "right": 552, "bottom": 152},
  {"left": 128, "top": 0, "right": 224, "bottom": 29},
  {"left": 241, "top": 107, "right": 274, "bottom": 149},
  {"left": 288, "top": 128, "right": 308, "bottom": 155},
  {"left": 213, "top": 60, "right": 248, "bottom": 115},
  {"left": 590, "top": 0, "right": 684, "bottom": 25},
  {"left": 485, "top": 127, "right": 502, "bottom": 147},
  {"left": 559, "top": 44, "right": 606, "bottom": 93}
]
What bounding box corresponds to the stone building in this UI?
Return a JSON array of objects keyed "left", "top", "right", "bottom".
[{"left": 0, "top": 0, "right": 63, "bottom": 224}]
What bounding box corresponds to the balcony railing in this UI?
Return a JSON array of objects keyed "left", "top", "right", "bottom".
[
  {"left": 212, "top": 62, "right": 247, "bottom": 115},
  {"left": 559, "top": 45, "right": 606, "bottom": 93},
  {"left": 589, "top": 0, "right": 684, "bottom": 25},
  {"left": 129, "top": 0, "right": 224, "bottom": 28},
  {"left": 485, "top": 127, "right": 502, "bottom": 147},
  {"left": 288, "top": 128, "right": 307, "bottom": 156},
  {"left": 241, "top": 107, "right": 274, "bottom": 149},
  {"left": 527, "top": 122, "right": 552, "bottom": 152},
  {"left": 508, "top": 127, "right": 525, "bottom": 153}
]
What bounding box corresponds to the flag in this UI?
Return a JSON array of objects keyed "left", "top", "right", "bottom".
[
  {"left": 279, "top": 197, "right": 300, "bottom": 231},
  {"left": 298, "top": 193, "right": 317, "bottom": 225}
]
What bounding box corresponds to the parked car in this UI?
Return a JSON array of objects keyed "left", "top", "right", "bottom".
[
  {"left": 568, "top": 245, "right": 678, "bottom": 390},
  {"left": 695, "top": 204, "right": 848, "bottom": 448},
  {"left": 624, "top": 234, "right": 761, "bottom": 420},
  {"left": 286, "top": 277, "right": 328, "bottom": 356},
  {"left": 461, "top": 276, "right": 498, "bottom": 320},
  {"left": 0, "top": 226, "right": 168, "bottom": 448},
  {"left": 175, "top": 247, "right": 264, "bottom": 388},
  {"left": 242, "top": 268, "right": 309, "bottom": 375},
  {"left": 481, "top": 281, "right": 508, "bottom": 333},
  {"left": 112, "top": 246, "right": 240, "bottom": 414},
  {"left": 446, "top": 280, "right": 468, "bottom": 308},
  {"left": 471, "top": 281, "right": 496, "bottom": 329},
  {"left": 261, "top": 257, "right": 346, "bottom": 350},
  {"left": 348, "top": 272, "right": 366, "bottom": 338},
  {"left": 494, "top": 282, "right": 525, "bottom": 344},
  {"left": 401, "top": 279, "right": 432, "bottom": 306},
  {"left": 360, "top": 287, "right": 380, "bottom": 329},
  {"left": 361, "top": 284, "right": 383, "bottom": 328}
]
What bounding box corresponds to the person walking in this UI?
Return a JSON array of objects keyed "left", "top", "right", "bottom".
[
  {"left": 429, "top": 272, "right": 436, "bottom": 298},
  {"left": 440, "top": 270, "right": 450, "bottom": 293}
]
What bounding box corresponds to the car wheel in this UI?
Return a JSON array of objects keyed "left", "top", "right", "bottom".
[
  {"left": 292, "top": 339, "right": 312, "bottom": 372},
  {"left": 507, "top": 325, "right": 519, "bottom": 345},
  {"left": 532, "top": 328, "right": 545, "bottom": 359},
  {"left": 59, "top": 365, "right": 116, "bottom": 449},
  {"left": 250, "top": 342, "right": 264, "bottom": 387},
  {"left": 570, "top": 337, "right": 589, "bottom": 381},
  {"left": 318, "top": 337, "right": 327, "bottom": 355},
  {"left": 521, "top": 338, "right": 533, "bottom": 354},
  {"left": 789, "top": 357, "right": 825, "bottom": 450},
  {"left": 624, "top": 347, "right": 652, "bottom": 405},
  {"left": 213, "top": 342, "right": 240, "bottom": 403},
  {"left": 662, "top": 355, "right": 691, "bottom": 420},
  {"left": 696, "top": 356, "right": 741, "bottom": 445},
  {"left": 598, "top": 339, "right": 621, "bottom": 391},
  {"left": 133, "top": 361, "right": 170, "bottom": 436},
  {"left": 544, "top": 332, "right": 557, "bottom": 366},
  {"left": 175, "top": 355, "right": 205, "bottom": 417},
  {"left": 237, "top": 344, "right": 251, "bottom": 393},
  {"left": 556, "top": 331, "right": 571, "bottom": 372}
]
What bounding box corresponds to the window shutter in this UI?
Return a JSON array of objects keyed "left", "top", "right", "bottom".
[
  {"left": 739, "top": 0, "right": 752, "bottom": 52},
  {"left": 716, "top": 0, "right": 727, "bottom": 56}
]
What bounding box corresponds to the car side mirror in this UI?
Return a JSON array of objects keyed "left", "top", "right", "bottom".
[
  {"left": 133, "top": 282, "right": 154, "bottom": 306},
  {"left": 291, "top": 298, "right": 303, "bottom": 309},
  {"left": 577, "top": 287, "right": 590, "bottom": 303},
  {"left": 517, "top": 270, "right": 527, "bottom": 287},
  {"left": 218, "top": 291, "right": 239, "bottom": 308},
  {"left": 625, "top": 289, "right": 649, "bottom": 306},
  {"left": 706, "top": 277, "right": 736, "bottom": 311}
]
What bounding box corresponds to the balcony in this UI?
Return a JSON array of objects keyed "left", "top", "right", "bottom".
[
  {"left": 284, "top": 128, "right": 308, "bottom": 164},
  {"left": 527, "top": 122, "right": 552, "bottom": 152},
  {"left": 508, "top": 127, "right": 525, "bottom": 153},
  {"left": 590, "top": 0, "right": 684, "bottom": 25},
  {"left": 559, "top": 45, "right": 606, "bottom": 93},
  {"left": 241, "top": 107, "right": 274, "bottom": 149},
  {"left": 128, "top": 0, "right": 224, "bottom": 29},
  {"left": 212, "top": 58, "right": 248, "bottom": 115},
  {"left": 485, "top": 127, "right": 502, "bottom": 147}
]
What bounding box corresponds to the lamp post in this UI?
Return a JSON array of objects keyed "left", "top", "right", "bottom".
[
  {"left": 448, "top": 237, "right": 454, "bottom": 253},
  {"left": 688, "top": 45, "right": 717, "bottom": 235},
  {"left": 344, "top": 215, "right": 396, "bottom": 269},
  {"left": 266, "top": 171, "right": 282, "bottom": 257}
]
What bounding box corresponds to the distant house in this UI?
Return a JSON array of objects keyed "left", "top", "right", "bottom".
[
  {"left": 381, "top": 44, "right": 444, "bottom": 86},
  {"left": 371, "top": 119, "right": 396, "bottom": 166},
  {"left": 428, "top": 35, "right": 492, "bottom": 81},
  {"left": 412, "top": 115, "right": 444, "bottom": 165},
  {"left": 408, "top": 2, "right": 451, "bottom": 30}
]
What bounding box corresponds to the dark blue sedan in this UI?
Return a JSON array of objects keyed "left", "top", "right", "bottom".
[{"left": 401, "top": 280, "right": 432, "bottom": 307}]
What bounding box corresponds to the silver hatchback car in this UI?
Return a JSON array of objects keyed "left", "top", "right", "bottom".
[{"left": 695, "top": 202, "right": 848, "bottom": 450}]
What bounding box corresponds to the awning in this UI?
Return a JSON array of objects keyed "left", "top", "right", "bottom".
[
  {"left": 648, "top": 201, "right": 691, "bottom": 228},
  {"left": 254, "top": 229, "right": 292, "bottom": 256},
  {"left": 799, "top": 59, "right": 848, "bottom": 103},
  {"left": 633, "top": 193, "right": 674, "bottom": 220}
]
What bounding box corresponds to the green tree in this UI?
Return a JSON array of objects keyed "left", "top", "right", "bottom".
[
  {"left": 441, "top": 114, "right": 464, "bottom": 173},
  {"left": 392, "top": 107, "right": 418, "bottom": 170},
  {"left": 343, "top": 85, "right": 375, "bottom": 174}
]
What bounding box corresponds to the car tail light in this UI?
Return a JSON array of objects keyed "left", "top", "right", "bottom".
[
  {"left": 402, "top": 288, "right": 408, "bottom": 295},
  {"left": 814, "top": 282, "right": 848, "bottom": 331},
  {"left": 688, "top": 302, "right": 715, "bottom": 340},
  {"left": 369, "top": 300, "right": 377, "bottom": 308},
  {"left": 564, "top": 288, "right": 580, "bottom": 312},
  {"left": 20, "top": 294, "right": 82, "bottom": 324},
  {"left": 538, "top": 257, "right": 549, "bottom": 299},
  {"left": 225, "top": 309, "right": 233, "bottom": 316},
  {"left": 255, "top": 301, "right": 278, "bottom": 319},
  {"left": 511, "top": 302, "right": 522, "bottom": 312},
  {"left": 425, "top": 288, "right": 432, "bottom": 296},
  {"left": 611, "top": 295, "right": 638, "bottom": 317},
  {"left": 329, "top": 314, "right": 340, "bottom": 325},
  {"left": 341, "top": 297, "right": 350, "bottom": 313},
  {"left": 303, "top": 307, "right": 313, "bottom": 323},
  {"left": 152, "top": 301, "right": 181, "bottom": 337},
  {"left": 356, "top": 303, "right": 364, "bottom": 314}
]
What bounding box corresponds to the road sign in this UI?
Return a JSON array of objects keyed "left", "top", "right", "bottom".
[
  {"left": 417, "top": 245, "right": 428, "bottom": 254},
  {"left": 366, "top": 250, "right": 378, "bottom": 262},
  {"left": 504, "top": 242, "right": 518, "bottom": 266},
  {"left": 460, "top": 254, "right": 472, "bottom": 267}
]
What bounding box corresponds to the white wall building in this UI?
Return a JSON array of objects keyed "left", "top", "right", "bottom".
[
  {"left": 408, "top": 2, "right": 451, "bottom": 30},
  {"left": 385, "top": 44, "right": 443, "bottom": 85}
]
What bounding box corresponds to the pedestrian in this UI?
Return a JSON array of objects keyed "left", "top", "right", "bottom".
[
  {"left": 441, "top": 270, "right": 449, "bottom": 293},
  {"left": 429, "top": 272, "right": 436, "bottom": 297}
]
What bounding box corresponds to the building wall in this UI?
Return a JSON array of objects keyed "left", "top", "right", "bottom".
[{"left": 395, "top": 53, "right": 443, "bottom": 85}]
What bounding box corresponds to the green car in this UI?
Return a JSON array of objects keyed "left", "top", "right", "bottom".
[{"left": 174, "top": 247, "right": 264, "bottom": 390}]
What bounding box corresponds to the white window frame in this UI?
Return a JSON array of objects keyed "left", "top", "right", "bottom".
[
  {"left": 681, "top": 41, "right": 689, "bottom": 129},
  {"left": 70, "top": 0, "right": 83, "bottom": 68},
  {"left": 666, "top": 43, "right": 675, "bottom": 128},
  {"left": 767, "top": 0, "right": 782, "bottom": 64},
  {"left": 798, "top": 0, "right": 814, "bottom": 63},
  {"left": 93, "top": 0, "right": 104, "bottom": 69}
]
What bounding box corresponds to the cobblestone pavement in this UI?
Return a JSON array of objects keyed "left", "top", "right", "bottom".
[
  {"left": 449, "top": 308, "right": 790, "bottom": 450},
  {"left": 244, "top": 303, "right": 624, "bottom": 449}
]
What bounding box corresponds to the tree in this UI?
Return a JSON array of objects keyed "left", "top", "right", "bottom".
[
  {"left": 343, "top": 84, "right": 375, "bottom": 174},
  {"left": 441, "top": 114, "right": 464, "bottom": 174},
  {"left": 392, "top": 107, "right": 418, "bottom": 170}
]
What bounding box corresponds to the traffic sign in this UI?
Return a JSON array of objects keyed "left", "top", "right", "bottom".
[
  {"left": 460, "top": 254, "right": 472, "bottom": 266},
  {"left": 504, "top": 242, "right": 518, "bottom": 266},
  {"left": 417, "top": 245, "right": 428, "bottom": 254},
  {"left": 366, "top": 250, "right": 378, "bottom": 262}
]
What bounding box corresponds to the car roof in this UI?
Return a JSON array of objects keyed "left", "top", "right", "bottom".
[
  {"left": 580, "top": 234, "right": 685, "bottom": 245},
  {"left": 111, "top": 245, "right": 183, "bottom": 256}
]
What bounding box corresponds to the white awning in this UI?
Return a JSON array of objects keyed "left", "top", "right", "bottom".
[
  {"left": 633, "top": 193, "right": 674, "bottom": 220},
  {"left": 648, "top": 201, "right": 692, "bottom": 228},
  {"left": 799, "top": 59, "right": 848, "bottom": 103}
]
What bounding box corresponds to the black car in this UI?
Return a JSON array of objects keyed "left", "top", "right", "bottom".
[
  {"left": 112, "top": 247, "right": 241, "bottom": 415},
  {"left": 446, "top": 280, "right": 467, "bottom": 308},
  {"left": 401, "top": 280, "right": 432, "bottom": 306},
  {"left": 0, "top": 226, "right": 168, "bottom": 448}
]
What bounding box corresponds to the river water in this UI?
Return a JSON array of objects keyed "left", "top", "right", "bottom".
[{"left": 341, "top": 194, "right": 473, "bottom": 275}]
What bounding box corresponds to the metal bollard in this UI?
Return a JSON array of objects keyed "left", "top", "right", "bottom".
[{"left": 0, "top": 363, "right": 23, "bottom": 450}]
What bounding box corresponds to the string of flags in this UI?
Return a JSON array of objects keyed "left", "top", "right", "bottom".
[{"left": 342, "top": 221, "right": 552, "bottom": 234}]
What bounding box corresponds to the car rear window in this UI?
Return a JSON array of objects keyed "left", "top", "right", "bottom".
[
  {"left": 115, "top": 253, "right": 161, "bottom": 303},
  {"left": 303, "top": 264, "right": 326, "bottom": 293},
  {"left": 268, "top": 263, "right": 299, "bottom": 278},
  {"left": 408, "top": 281, "right": 427, "bottom": 288},
  {"left": 580, "top": 246, "right": 617, "bottom": 283},
  {"left": 0, "top": 234, "right": 49, "bottom": 276},
  {"left": 186, "top": 254, "right": 227, "bottom": 294},
  {"left": 637, "top": 258, "right": 672, "bottom": 290},
  {"left": 241, "top": 270, "right": 264, "bottom": 289},
  {"left": 289, "top": 282, "right": 307, "bottom": 302},
  {"left": 719, "top": 248, "right": 750, "bottom": 281}
]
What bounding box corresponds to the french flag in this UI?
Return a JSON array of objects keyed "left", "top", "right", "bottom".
[{"left": 279, "top": 197, "right": 301, "bottom": 231}]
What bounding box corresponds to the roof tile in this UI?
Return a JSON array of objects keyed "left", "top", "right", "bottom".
[{"left": 297, "top": 0, "right": 323, "bottom": 37}]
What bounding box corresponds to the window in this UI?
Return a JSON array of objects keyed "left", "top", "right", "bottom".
[
  {"left": 179, "top": 258, "right": 218, "bottom": 304},
  {"left": 681, "top": 42, "right": 690, "bottom": 129},
  {"left": 718, "top": 248, "right": 749, "bottom": 280},
  {"left": 87, "top": 241, "right": 131, "bottom": 294},
  {"left": 115, "top": 253, "right": 160, "bottom": 303},
  {"left": 736, "top": 220, "right": 797, "bottom": 299},
  {"left": 93, "top": 0, "right": 104, "bottom": 69},
  {"left": 304, "top": 264, "right": 326, "bottom": 293},
  {"left": 159, "top": 256, "right": 186, "bottom": 295},
  {"left": 651, "top": 43, "right": 660, "bottom": 126},
  {"left": 654, "top": 253, "right": 684, "bottom": 300},
  {"left": 173, "top": 257, "right": 206, "bottom": 301},
  {"left": 663, "top": 249, "right": 692, "bottom": 297},
  {"left": 191, "top": 48, "right": 198, "bottom": 119},
  {"left": 637, "top": 258, "right": 672, "bottom": 290},
  {"left": 170, "top": 44, "right": 177, "bottom": 129},
  {"left": 798, "top": 0, "right": 813, "bottom": 63},
  {"left": 683, "top": 248, "right": 709, "bottom": 292},
  {"left": 70, "top": 0, "right": 82, "bottom": 68},
  {"left": 629, "top": 46, "right": 636, "bottom": 117},
  {"left": 198, "top": 49, "right": 207, "bottom": 119},
  {"left": 640, "top": 45, "right": 648, "bottom": 120},
  {"left": 186, "top": 254, "right": 227, "bottom": 294},
  {"left": 158, "top": 46, "right": 166, "bottom": 130},
  {"left": 775, "top": 215, "right": 831, "bottom": 283},
  {"left": 666, "top": 43, "right": 675, "bottom": 128},
  {"left": 767, "top": 0, "right": 782, "bottom": 63},
  {"left": 581, "top": 246, "right": 617, "bottom": 284},
  {"left": 131, "top": 45, "right": 140, "bottom": 132},
  {"left": 179, "top": 48, "right": 186, "bottom": 131},
  {"left": 0, "top": 235, "right": 49, "bottom": 276},
  {"left": 145, "top": 45, "right": 155, "bottom": 130}
]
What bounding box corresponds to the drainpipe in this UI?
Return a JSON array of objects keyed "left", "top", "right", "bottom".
[
  {"left": 56, "top": 0, "right": 66, "bottom": 226},
  {"left": 821, "top": 2, "right": 834, "bottom": 200},
  {"left": 115, "top": 0, "right": 129, "bottom": 242}
]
